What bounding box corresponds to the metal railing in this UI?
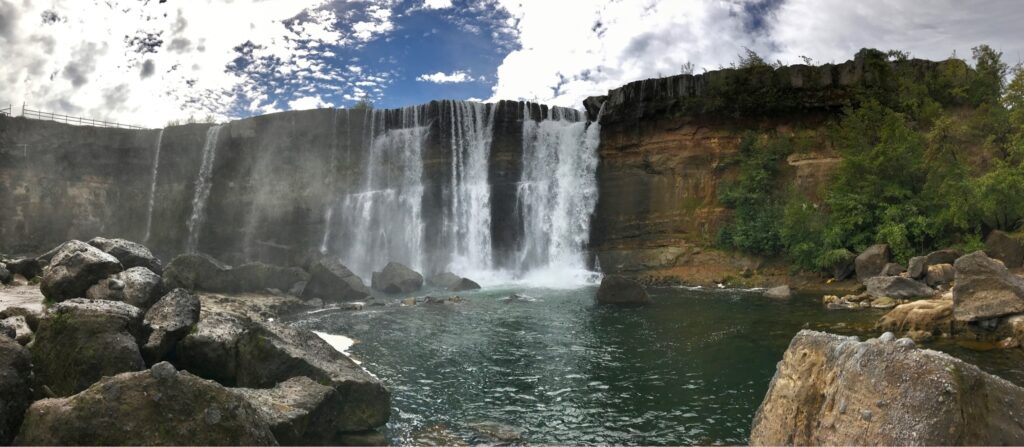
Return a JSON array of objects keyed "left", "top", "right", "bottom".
[{"left": 2, "top": 103, "right": 145, "bottom": 129}]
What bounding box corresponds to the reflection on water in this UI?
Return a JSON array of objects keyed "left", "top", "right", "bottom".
[{"left": 291, "top": 286, "right": 1023, "bottom": 445}]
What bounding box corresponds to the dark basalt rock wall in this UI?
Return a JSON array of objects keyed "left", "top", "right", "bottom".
[{"left": 0, "top": 100, "right": 570, "bottom": 270}]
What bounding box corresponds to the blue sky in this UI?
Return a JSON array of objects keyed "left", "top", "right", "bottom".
[{"left": 1, "top": 0, "right": 1022, "bottom": 127}]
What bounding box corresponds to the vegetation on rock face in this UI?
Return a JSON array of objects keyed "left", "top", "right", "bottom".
[{"left": 718, "top": 46, "right": 1024, "bottom": 271}]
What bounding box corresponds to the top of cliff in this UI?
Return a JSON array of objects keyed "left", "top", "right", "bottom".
[{"left": 584, "top": 49, "right": 972, "bottom": 123}]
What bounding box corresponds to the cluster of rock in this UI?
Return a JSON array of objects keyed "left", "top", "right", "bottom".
[
  {"left": 878, "top": 250, "right": 1024, "bottom": 345},
  {"left": 0, "top": 238, "right": 393, "bottom": 445},
  {"left": 822, "top": 244, "right": 961, "bottom": 310},
  {"left": 750, "top": 330, "right": 1024, "bottom": 445}
]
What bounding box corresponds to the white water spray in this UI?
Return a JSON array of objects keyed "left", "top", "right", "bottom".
[
  {"left": 186, "top": 125, "right": 224, "bottom": 253},
  {"left": 143, "top": 129, "right": 164, "bottom": 244},
  {"left": 446, "top": 101, "right": 496, "bottom": 276}
]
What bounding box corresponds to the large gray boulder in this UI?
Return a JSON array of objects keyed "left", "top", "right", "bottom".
[
  {"left": 40, "top": 240, "right": 123, "bottom": 302},
  {"left": 952, "top": 251, "right": 1024, "bottom": 322},
  {"left": 428, "top": 272, "right": 482, "bottom": 292},
  {"left": 15, "top": 362, "right": 277, "bottom": 446},
  {"left": 879, "top": 263, "right": 906, "bottom": 277},
  {"left": 750, "top": 330, "right": 1024, "bottom": 445},
  {"left": 85, "top": 266, "right": 163, "bottom": 310},
  {"left": 864, "top": 276, "right": 935, "bottom": 299},
  {"left": 162, "top": 253, "right": 233, "bottom": 291},
  {"left": 854, "top": 244, "right": 890, "bottom": 282},
  {"left": 30, "top": 299, "right": 145, "bottom": 396},
  {"left": 232, "top": 376, "right": 345, "bottom": 445},
  {"left": 985, "top": 230, "right": 1024, "bottom": 269},
  {"left": 236, "top": 322, "right": 391, "bottom": 432},
  {"left": 763, "top": 285, "right": 792, "bottom": 300},
  {"left": 1, "top": 316, "right": 32, "bottom": 345},
  {"left": 925, "top": 263, "right": 956, "bottom": 287},
  {"left": 371, "top": 262, "right": 423, "bottom": 294},
  {"left": 300, "top": 258, "right": 370, "bottom": 302},
  {"left": 229, "top": 262, "right": 310, "bottom": 294},
  {"left": 596, "top": 275, "right": 652, "bottom": 305},
  {"left": 175, "top": 310, "right": 251, "bottom": 385},
  {"left": 3, "top": 257, "right": 43, "bottom": 279},
  {"left": 87, "top": 237, "right": 163, "bottom": 275},
  {"left": 908, "top": 249, "right": 962, "bottom": 279},
  {"left": 142, "top": 289, "right": 200, "bottom": 365},
  {"left": 0, "top": 336, "right": 32, "bottom": 445},
  {"left": 0, "top": 264, "right": 11, "bottom": 285}
]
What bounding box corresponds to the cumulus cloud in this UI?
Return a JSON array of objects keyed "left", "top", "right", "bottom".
[
  {"left": 288, "top": 94, "right": 333, "bottom": 110},
  {"left": 417, "top": 70, "right": 473, "bottom": 83},
  {"left": 422, "top": 0, "right": 454, "bottom": 9}
]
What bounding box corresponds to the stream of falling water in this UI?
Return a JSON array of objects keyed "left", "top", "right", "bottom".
[
  {"left": 143, "top": 129, "right": 164, "bottom": 244},
  {"left": 186, "top": 124, "right": 224, "bottom": 253},
  {"left": 445, "top": 101, "right": 496, "bottom": 277}
]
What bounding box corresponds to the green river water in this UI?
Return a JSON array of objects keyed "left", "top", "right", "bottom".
[{"left": 291, "top": 285, "right": 1024, "bottom": 445}]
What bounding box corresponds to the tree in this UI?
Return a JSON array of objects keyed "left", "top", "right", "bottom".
[
  {"left": 970, "top": 44, "right": 1008, "bottom": 105},
  {"left": 352, "top": 99, "right": 374, "bottom": 110}
]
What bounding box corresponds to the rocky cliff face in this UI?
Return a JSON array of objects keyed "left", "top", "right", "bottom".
[{"left": 583, "top": 54, "right": 967, "bottom": 284}]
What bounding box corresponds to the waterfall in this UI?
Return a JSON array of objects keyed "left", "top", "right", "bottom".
[
  {"left": 186, "top": 124, "right": 224, "bottom": 253},
  {"left": 339, "top": 106, "right": 427, "bottom": 277},
  {"left": 445, "top": 101, "right": 496, "bottom": 276},
  {"left": 143, "top": 129, "right": 164, "bottom": 244},
  {"left": 515, "top": 104, "right": 602, "bottom": 283}
]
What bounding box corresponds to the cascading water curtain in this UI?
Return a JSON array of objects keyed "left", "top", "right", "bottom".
[{"left": 445, "top": 100, "right": 496, "bottom": 276}]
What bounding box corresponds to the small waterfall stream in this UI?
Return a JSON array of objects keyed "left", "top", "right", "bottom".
[
  {"left": 143, "top": 129, "right": 164, "bottom": 244},
  {"left": 445, "top": 101, "right": 496, "bottom": 276},
  {"left": 186, "top": 124, "right": 224, "bottom": 253}
]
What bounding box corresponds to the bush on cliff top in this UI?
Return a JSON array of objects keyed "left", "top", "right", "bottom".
[{"left": 717, "top": 45, "right": 1024, "bottom": 271}]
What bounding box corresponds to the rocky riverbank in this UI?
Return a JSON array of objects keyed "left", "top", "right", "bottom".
[{"left": 0, "top": 237, "right": 400, "bottom": 446}]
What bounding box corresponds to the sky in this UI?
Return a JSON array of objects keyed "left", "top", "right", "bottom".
[{"left": 0, "top": 0, "right": 1022, "bottom": 127}]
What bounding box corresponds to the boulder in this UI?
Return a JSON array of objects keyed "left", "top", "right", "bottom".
[
  {"left": 763, "top": 285, "right": 792, "bottom": 299},
  {"left": 878, "top": 263, "right": 905, "bottom": 276},
  {"left": 236, "top": 322, "right": 391, "bottom": 432},
  {"left": 232, "top": 376, "right": 345, "bottom": 445},
  {"left": 175, "top": 310, "right": 251, "bottom": 385},
  {"left": 0, "top": 264, "right": 11, "bottom": 285},
  {"left": 30, "top": 299, "right": 145, "bottom": 396},
  {"left": 371, "top": 262, "right": 423, "bottom": 294},
  {"left": 908, "top": 249, "right": 962, "bottom": 279},
  {"left": 427, "top": 272, "right": 462, "bottom": 289},
  {"left": 830, "top": 250, "right": 856, "bottom": 281},
  {"left": 3, "top": 257, "right": 43, "bottom": 279},
  {"left": 749, "top": 330, "right": 1024, "bottom": 445},
  {"left": 864, "top": 276, "right": 935, "bottom": 299},
  {"left": 925, "top": 263, "right": 956, "bottom": 287},
  {"left": 39, "top": 240, "right": 123, "bottom": 302},
  {"left": 229, "top": 262, "right": 310, "bottom": 294},
  {"left": 85, "top": 266, "right": 163, "bottom": 310},
  {"left": 0, "top": 337, "right": 32, "bottom": 445},
  {"left": 141, "top": 289, "right": 200, "bottom": 365},
  {"left": 450, "top": 277, "right": 481, "bottom": 292},
  {"left": 985, "top": 230, "right": 1024, "bottom": 269},
  {"left": 876, "top": 297, "right": 954, "bottom": 339},
  {"left": 0, "top": 306, "right": 42, "bottom": 331},
  {"left": 301, "top": 258, "right": 371, "bottom": 302},
  {"left": 87, "top": 237, "right": 163, "bottom": 275},
  {"left": 596, "top": 275, "right": 652, "bottom": 305},
  {"left": 854, "top": 244, "right": 890, "bottom": 282},
  {"left": 952, "top": 251, "right": 1024, "bottom": 322},
  {"left": 162, "top": 253, "right": 233, "bottom": 291},
  {"left": 15, "top": 362, "right": 277, "bottom": 446},
  {"left": 1, "top": 316, "right": 32, "bottom": 345}
]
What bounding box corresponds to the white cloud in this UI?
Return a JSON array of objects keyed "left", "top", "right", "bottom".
[
  {"left": 417, "top": 70, "right": 473, "bottom": 83},
  {"left": 0, "top": 0, "right": 397, "bottom": 127},
  {"left": 288, "top": 95, "right": 333, "bottom": 110},
  {"left": 487, "top": 0, "right": 1024, "bottom": 109},
  {"left": 423, "top": 0, "right": 454, "bottom": 9}
]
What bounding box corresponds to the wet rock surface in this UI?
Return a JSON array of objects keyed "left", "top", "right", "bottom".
[
  {"left": 85, "top": 266, "right": 163, "bottom": 310},
  {"left": 15, "top": 363, "right": 277, "bottom": 446},
  {"left": 750, "top": 330, "right": 1024, "bottom": 445},
  {"left": 0, "top": 336, "right": 32, "bottom": 445},
  {"left": 87, "top": 237, "right": 164, "bottom": 275},
  {"left": 40, "top": 240, "right": 123, "bottom": 303},
  {"left": 596, "top": 275, "right": 652, "bottom": 305},
  {"left": 301, "top": 258, "right": 370, "bottom": 302},
  {"left": 30, "top": 299, "right": 145, "bottom": 397},
  {"left": 141, "top": 288, "right": 200, "bottom": 365},
  {"left": 232, "top": 376, "right": 344, "bottom": 445},
  {"left": 371, "top": 262, "right": 424, "bottom": 294},
  {"left": 953, "top": 251, "right": 1024, "bottom": 322}
]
